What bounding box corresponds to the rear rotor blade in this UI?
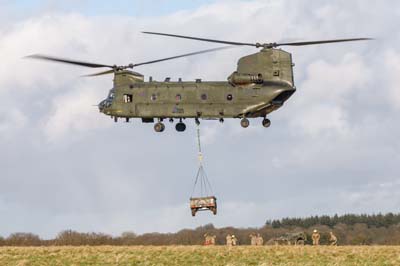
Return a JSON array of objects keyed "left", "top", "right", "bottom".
[
  {"left": 142, "top": 31, "right": 256, "bottom": 47},
  {"left": 25, "top": 54, "right": 114, "bottom": 68},
  {"left": 143, "top": 32, "right": 373, "bottom": 49},
  {"left": 132, "top": 46, "right": 233, "bottom": 67},
  {"left": 276, "top": 38, "right": 373, "bottom": 47}
]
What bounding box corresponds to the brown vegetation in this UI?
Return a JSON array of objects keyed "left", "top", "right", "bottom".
[{"left": 1, "top": 214, "right": 400, "bottom": 246}]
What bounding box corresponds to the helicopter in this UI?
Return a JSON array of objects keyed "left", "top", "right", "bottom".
[{"left": 27, "top": 32, "right": 371, "bottom": 132}]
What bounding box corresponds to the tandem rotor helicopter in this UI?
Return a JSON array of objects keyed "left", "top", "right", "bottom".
[{"left": 27, "top": 32, "right": 372, "bottom": 132}]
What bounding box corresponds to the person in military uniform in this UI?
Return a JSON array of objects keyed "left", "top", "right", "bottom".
[
  {"left": 249, "top": 234, "right": 257, "bottom": 246},
  {"left": 226, "top": 234, "right": 232, "bottom": 246},
  {"left": 231, "top": 235, "right": 238, "bottom": 246},
  {"left": 209, "top": 235, "right": 216, "bottom": 245},
  {"left": 329, "top": 231, "right": 337, "bottom": 246},
  {"left": 256, "top": 233, "right": 264, "bottom": 246},
  {"left": 312, "top": 229, "right": 320, "bottom": 245},
  {"left": 204, "top": 234, "right": 211, "bottom": 245}
]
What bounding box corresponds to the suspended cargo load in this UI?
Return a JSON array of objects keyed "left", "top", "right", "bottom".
[
  {"left": 190, "top": 196, "right": 217, "bottom": 216},
  {"left": 190, "top": 126, "right": 217, "bottom": 217}
]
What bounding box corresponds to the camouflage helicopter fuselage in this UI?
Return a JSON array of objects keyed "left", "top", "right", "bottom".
[{"left": 99, "top": 48, "right": 296, "bottom": 130}]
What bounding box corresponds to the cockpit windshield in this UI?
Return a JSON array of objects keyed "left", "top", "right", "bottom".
[
  {"left": 108, "top": 89, "right": 115, "bottom": 100},
  {"left": 99, "top": 89, "right": 115, "bottom": 111}
]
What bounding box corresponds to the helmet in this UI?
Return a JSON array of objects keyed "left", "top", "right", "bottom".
[{"left": 313, "top": 229, "right": 317, "bottom": 233}]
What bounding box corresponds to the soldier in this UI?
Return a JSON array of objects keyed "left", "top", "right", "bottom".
[
  {"left": 256, "top": 233, "right": 264, "bottom": 246},
  {"left": 231, "top": 235, "right": 238, "bottom": 246},
  {"left": 226, "top": 234, "right": 232, "bottom": 246},
  {"left": 209, "top": 235, "right": 216, "bottom": 245},
  {"left": 312, "top": 229, "right": 320, "bottom": 246},
  {"left": 249, "top": 234, "right": 257, "bottom": 246},
  {"left": 204, "top": 234, "right": 210, "bottom": 245},
  {"left": 329, "top": 231, "right": 337, "bottom": 246}
]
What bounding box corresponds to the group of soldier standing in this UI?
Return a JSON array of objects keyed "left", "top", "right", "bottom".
[
  {"left": 204, "top": 230, "right": 337, "bottom": 246},
  {"left": 311, "top": 229, "right": 337, "bottom": 246},
  {"left": 204, "top": 233, "right": 261, "bottom": 246}
]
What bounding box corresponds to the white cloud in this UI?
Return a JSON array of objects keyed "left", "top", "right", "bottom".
[
  {"left": 384, "top": 50, "right": 400, "bottom": 109},
  {"left": 42, "top": 83, "right": 109, "bottom": 142},
  {"left": 0, "top": 108, "right": 27, "bottom": 139}
]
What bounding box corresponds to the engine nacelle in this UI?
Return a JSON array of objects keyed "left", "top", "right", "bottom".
[{"left": 228, "top": 71, "right": 263, "bottom": 85}]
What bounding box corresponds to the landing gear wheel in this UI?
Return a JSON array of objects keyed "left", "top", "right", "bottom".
[
  {"left": 240, "top": 118, "right": 249, "bottom": 128},
  {"left": 191, "top": 209, "right": 196, "bottom": 217},
  {"left": 176, "top": 122, "right": 186, "bottom": 132},
  {"left": 212, "top": 207, "right": 217, "bottom": 215},
  {"left": 154, "top": 122, "right": 165, "bottom": 132},
  {"left": 262, "top": 118, "right": 271, "bottom": 128}
]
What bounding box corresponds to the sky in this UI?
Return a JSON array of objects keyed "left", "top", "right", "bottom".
[{"left": 0, "top": 0, "right": 399, "bottom": 239}]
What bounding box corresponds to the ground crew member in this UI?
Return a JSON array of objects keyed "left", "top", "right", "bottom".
[
  {"left": 256, "top": 233, "right": 263, "bottom": 246},
  {"left": 249, "top": 234, "right": 257, "bottom": 246},
  {"left": 226, "top": 234, "right": 232, "bottom": 246},
  {"left": 209, "top": 235, "right": 216, "bottom": 245},
  {"left": 231, "top": 235, "right": 238, "bottom": 246},
  {"left": 312, "top": 229, "right": 320, "bottom": 245},
  {"left": 329, "top": 231, "right": 337, "bottom": 246},
  {"left": 204, "top": 234, "right": 210, "bottom": 245}
]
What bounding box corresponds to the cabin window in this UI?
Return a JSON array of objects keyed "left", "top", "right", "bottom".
[
  {"left": 151, "top": 94, "right": 157, "bottom": 101},
  {"left": 273, "top": 70, "right": 280, "bottom": 76},
  {"left": 227, "top": 94, "right": 233, "bottom": 101},
  {"left": 123, "top": 94, "right": 133, "bottom": 103},
  {"left": 175, "top": 94, "right": 182, "bottom": 101},
  {"left": 201, "top": 93, "right": 207, "bottom": 101}
]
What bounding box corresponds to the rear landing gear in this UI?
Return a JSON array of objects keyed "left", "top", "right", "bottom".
[
  {"left": 176, "top": 122, "right": 186, "bottom": 132},
  {"left": 240, "top": 118, "right": 249, "bottom": 128},
  {"left": 154, "top": 122, "right": 165, "bottom": 132},
  {"left": 262, "top": 118, "right": 271, "bottom": 128}
]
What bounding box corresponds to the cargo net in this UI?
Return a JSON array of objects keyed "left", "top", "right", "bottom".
[{"left": 190, "top": 126, "right": 217, "bottom": 216}]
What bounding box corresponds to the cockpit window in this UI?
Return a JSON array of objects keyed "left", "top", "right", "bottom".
[{"left": 108, "top": 90, "right": 115, "bottom": 100}]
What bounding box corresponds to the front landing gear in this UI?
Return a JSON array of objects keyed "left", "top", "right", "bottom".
[
  {"left": 262, "top": 118, "right": 271, "bottom": 128},
  {"left": 240, "top": 118, "right": 249, "bottom": 128},
  {"left": 154, "top": 122, "right": 165, "bottom": 132}
]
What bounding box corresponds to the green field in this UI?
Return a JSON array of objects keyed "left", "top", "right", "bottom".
[{"left": 0, "top": 246, "right": 399, "bottom": 266}]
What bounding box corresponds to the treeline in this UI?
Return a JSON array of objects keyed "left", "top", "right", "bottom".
[
  {"left": 1, "top": 213, "right": 400, "bottom": 246},
  {"left": 266, "top": 213, "right": 400, "bottom": 229}
]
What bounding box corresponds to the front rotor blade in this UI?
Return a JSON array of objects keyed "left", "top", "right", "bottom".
[
  {"left": 25, "top": 54, "right": 114, "bottom": 68},
  {"left": 82, "top": 69, "right": 115, "bottom": 77},
  {"left": 276, "top": 38, "right": 373, "bottom": 47},
  {"left": 132, "top": 46, "right": 233, "bottom": 67},
  {"left": 142, "top": 31, "right": 256, "bottom": 47}
]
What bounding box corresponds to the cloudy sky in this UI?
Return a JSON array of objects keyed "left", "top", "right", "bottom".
[{"left": 0, "top": 0, "right": 399, "bottom": 239}]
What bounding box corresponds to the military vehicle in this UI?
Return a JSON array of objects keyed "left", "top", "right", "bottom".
[
  {"left": 190, "top": 196, "right": 217, "bottom": 216},
  {"left": 267, "top": 232, "right": 307, "bottom": 245},
  {"left": 27, "top": 33, "right": 371, "bottom": 132}
]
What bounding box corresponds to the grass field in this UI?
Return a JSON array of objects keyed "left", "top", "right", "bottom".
[{"left": 0, "top": 246, "right": 399, "bottom": 266}]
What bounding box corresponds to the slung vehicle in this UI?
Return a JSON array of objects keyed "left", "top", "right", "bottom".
[{"left": 27, "top": 32, "right": 371, "bottom": 132}]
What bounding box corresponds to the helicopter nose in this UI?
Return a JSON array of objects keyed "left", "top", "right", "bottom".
[{"left": 98, "top": 100, "right": 105, "bottom": 112}]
